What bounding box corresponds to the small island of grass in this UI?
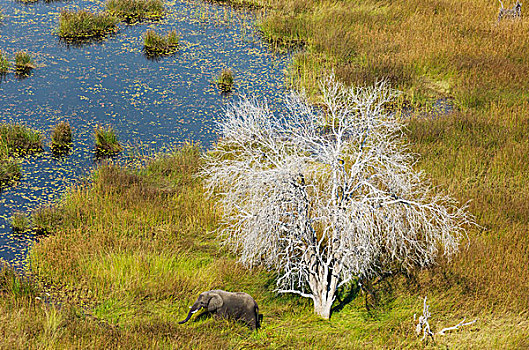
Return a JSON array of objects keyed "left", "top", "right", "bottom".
[
  {"left": 143, "top": 29, "right": 179, "bottom": 56},
  {"left": 0, "top": 51, "right": 9, "bottom": 74},
  {"left": 106, "top": 0, "right": 165, "bottom": 22},
  {"left": 215, "top": 68, "right": 234, "bottom": 93},
  {"left": 14, "top": 51, "right": 35, "bottom": 76},
  {"left": 57, "top": 10, "right": 118, "bottom": 40},
  {"left": 94, "top": 125, "right": 123, "bottom": 157},
  {"left": 0, "top": 124, "right": 42, "bottom": 187}
]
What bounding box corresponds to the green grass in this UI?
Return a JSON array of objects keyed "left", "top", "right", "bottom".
[
  {"left": 106, "top": 0, "right": 165, "bottom": 22},
  {"left": 143, "top": 29, "right": 180, "bottom": 56},
  {"left": 94, "top": 125, "right": 123, "bottom": 157},
  {"left": 51, "top": 121, "right": 73, "bottom": 152},
  {"left": 215, "top": 68, "right": 234, "bottom": 92},
  {"left": 0, "top": 145, "right": 516, "bottom": 348},
  {"left": 57, "top": 10, "right": 118, "bottom": 39}
]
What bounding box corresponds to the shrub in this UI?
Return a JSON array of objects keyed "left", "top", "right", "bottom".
[
  {"left": 106, "top": 0, "right": 165, "bottom": 22},
  {"left": 51, "top": 121, "right": 73, "bottom": 152},
  {"left": 0, "top": 51, "right": 9, "bottom": 74},
  {"left": 94, "top": 125, "right": 123, "bottom": 157},
  {"left": 215, "top": 68, "right": 234, "bottom": 92},
  {"left": 57, "top": 10, "right": 118, "bottom": 39},
  {"left": 143, "top": 29, "right": 179, "bottom": 56},
  {"left": 14, "top": 51, "right": 35, "bottom": 74},
  {"left": 10, "top": 211, "right": 31, "bottom": 233}
]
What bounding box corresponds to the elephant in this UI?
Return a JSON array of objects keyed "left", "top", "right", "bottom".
[{"left": 179, "top": 290, "right": 260, "bottom": 330}]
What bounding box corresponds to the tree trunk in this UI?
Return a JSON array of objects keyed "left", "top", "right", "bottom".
[
  {"left": 311, "top": 273, "right": 338, "bottom": 319},
  {"left": 313, "top": 296, "right": 333, "bottom": 319}
]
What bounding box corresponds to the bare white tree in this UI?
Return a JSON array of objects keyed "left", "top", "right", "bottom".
[{"left": 202, "top": 75, "right": 473, "bottom": 319}]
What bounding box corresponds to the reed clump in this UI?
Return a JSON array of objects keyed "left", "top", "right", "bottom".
[
  {"left": 57, "top": 10, "right": 118, "bottom": 39},
  {"left": 106, "top": 0, "right": 165, "bottom": 22},
  {"left": 0, "top": 124, "right": 42, "bottom": 156},
  {"left": 10, "top": 211, "right": 31, "bottom": 233},
  {"left": 0, "top": 51, "right": 8, "bottom": 74},
  {"left": 14, "top": 51, "right": 35, "bottom": 75},
  {"left": 143, "top": 29, "right": 179, "bottom": 56},
  {"left": 215, "top": 68, "right": 234, "bottom": 92},
  {"left": 94, "top": 125, "right": 123, "bottom": 157},
  {"left": 0, "top": 156, "right": 20, "bottom": 188},
  {"left": 50, "top": 121, "right": 72, "bottom": 153}
]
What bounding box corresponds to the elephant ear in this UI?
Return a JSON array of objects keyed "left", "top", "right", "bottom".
[{"left": 207, "top": 292, "right": 223, "bottom": 312}]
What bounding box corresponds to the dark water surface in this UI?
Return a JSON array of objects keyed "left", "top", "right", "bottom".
[{"left": 0, "top": 0, "right": 289, "bottom": 268}]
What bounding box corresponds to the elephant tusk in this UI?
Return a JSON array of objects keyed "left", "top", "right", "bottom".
[{"left": 191, "top": 309, "right": 199, "bottom": 314}]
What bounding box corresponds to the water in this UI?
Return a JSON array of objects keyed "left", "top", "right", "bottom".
[{"left": 0, "top": 0, "right": 290, "bottom": 268}]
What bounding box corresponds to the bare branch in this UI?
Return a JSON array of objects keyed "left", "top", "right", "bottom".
[{"left": 438, "top": 318, "right": 478, "bottom": 335}]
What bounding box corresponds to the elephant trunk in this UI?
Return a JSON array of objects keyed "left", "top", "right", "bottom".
[{"left": 178, "top": 302, "right": 201, "bottom": 324}]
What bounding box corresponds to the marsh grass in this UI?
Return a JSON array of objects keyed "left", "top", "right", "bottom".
[
  {"left": 215, "top": 68, "right": 234, "bottom": 92},
  {"left": 0, "top": 124, "right": 42, "bottom": 157},
  {"left": 51, "top": 121, "right": 72, "bottom": 154},
  {"left": 10, "top": 211, "right": 31, "bottom": 233},
  {"left": 0, "top": 157, "right": 20, "bottom": 188},
  {"left": 106, "top": 0, "right": 165, "bottom": 22},
  {"left": 14, "top": 51, "right": 34, "bottom": 76},
  {"left": 94, "top": 125, "right": 123, "bottom": 157},
  {"left": 0, "top": 51, "right": 8, "bottom": 74},
  {"left": 217, "top": 0, "right": 529, "bottom": 317},
  {"left": 143, "top": 29, "right": 180, "bottom": 56},
  {"left": 57, "top": 10, "right": 118, "bottom": 40},
  {"left": 16, "top": 145, "right": 526, "bottom": 348}
]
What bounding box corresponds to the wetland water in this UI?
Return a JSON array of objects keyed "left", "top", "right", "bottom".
[{"left": 0, "top": 0, "right": 290, "bottom": 268}]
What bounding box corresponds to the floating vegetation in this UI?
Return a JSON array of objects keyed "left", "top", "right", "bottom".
[
  {"left": 215, "top": 68, "right": 234, "bottom": 92},
  {"left": 10, "top": 211, "right": 31, "bottom": 233},
  {"left": 143, "top": 29, "right": 179, "bottom": 56},
  {"left": 50, "top": 121, "right": 73, "bottom": 154},
  {"left": 0, "top": 51, "right": 9, "bottom": 74},
  {"left": 0, "top": 124, "right": 42, "bottom": 157},
  {"left": 106, "top": 0, "right": 165, "bottom": 22},
  {"left": 14, "top": 51, "right": 35, "bottom": 76},
  {"left": 57, "top": 10, "right": 119, "bottom": 40},
  {"left": 94, "top": 125, "right": 123, "bottom": 157}
]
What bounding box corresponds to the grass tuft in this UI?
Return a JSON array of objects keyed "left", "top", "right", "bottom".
[
  {"left": 0, "top": 124, "right": 42, "bottom": 157},
  {"left": 143, "top": 29, "right": 180, "bottom": 56},
  {"left": 50, "top": 121, "right": 73, "bottom": 153},
  {"left": 0, "top": 50, "right": 9, "bottom": 74},
  {"left": 215, "top": 68, "right": 234, "bottom": 92},
  {"left": 57, "top": 10, "right": 118, "bottom": 39},
  {"left": 10, "top": 211, "right": 31, "bottom": 233},
  {"left": 106, "top": 0, "right": 165, "bottom": 22},
  {"left": 94, "top": 125, "right": 123, "bottom": 157},
  {"left": 14, "top": 51, "right": 35, "bottom": 75}
]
